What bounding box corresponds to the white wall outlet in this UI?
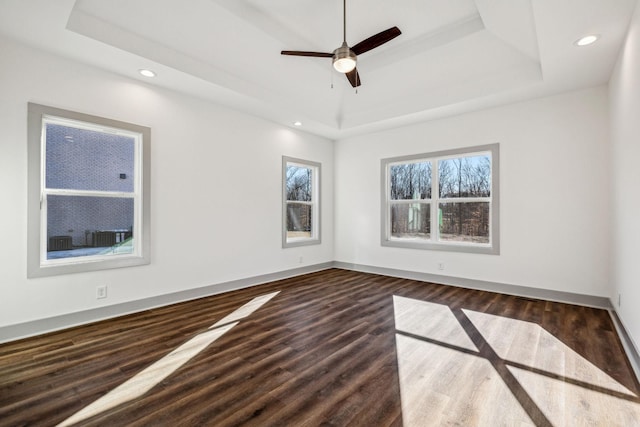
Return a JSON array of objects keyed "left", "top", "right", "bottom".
[
  {"left": 618, "top": 293, "right": 621, "bottom": 307},
  {"left": 437, "top": 262, "right": 445, "bottom": 271},
  {"left": 299, "top": 256, "right": 304, "bottom": 264},
  {"left": 96, "top": 285, "right": 107, "bottom": 299}
]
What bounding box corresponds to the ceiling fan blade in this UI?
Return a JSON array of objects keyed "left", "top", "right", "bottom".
[
  {"left": 281, "top": 50, "right": 333, "bottom": 58},
  {"left": 345, "top": 68, "right": 361, "bottom": 88},
  {"left": 352, "top": 26, "right": 401, "bottom": 55}
]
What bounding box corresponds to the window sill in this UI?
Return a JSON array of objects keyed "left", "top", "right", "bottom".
[{"left": 381, "top": 238, "right": 499, "bottom": 255}]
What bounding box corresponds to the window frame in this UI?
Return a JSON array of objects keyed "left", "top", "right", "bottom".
[
  {"left": 282, "top": 156, "right": 321, "bottom": 248},
  {"left": 27, "top": 103, "right": 151, "bottom": 277},
  {"left": 381, "top": 144, "right": 499, "bottom": 255}
]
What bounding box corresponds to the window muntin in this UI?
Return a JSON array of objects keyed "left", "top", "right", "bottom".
[
  {"left": 382, "top": 144, "right": 499, "bottom": 254},
  {"left": 283, "top": 157, "right": 320, "bottom": 247},
  {"left": 28, "top": 103, "right": 150, "bottom": 277}
]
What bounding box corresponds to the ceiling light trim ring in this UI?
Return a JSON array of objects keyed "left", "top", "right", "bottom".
[
  {"left": 574, "top": 35, "right": 599, "bottom": 47},
  {"left": 139, "top": 69, "right": 157, "bottom": 77}
]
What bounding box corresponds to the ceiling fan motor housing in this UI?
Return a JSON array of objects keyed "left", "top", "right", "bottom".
[{"left": 333, "top": 43, "right": 357, "bottom": 73}]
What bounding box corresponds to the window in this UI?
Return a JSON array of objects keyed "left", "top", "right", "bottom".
[
  {"left": 381, "top": 144, "right": 499, "bottom": 254},
  {"left": 282, "top": 157, "right": 320, "bottom": 247},
  {"left": 27, "top": 103, "right": 150, "bottom": 277}
]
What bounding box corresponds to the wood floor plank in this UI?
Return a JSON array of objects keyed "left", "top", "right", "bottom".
[{"left": 0, "top": 269, "right": 638, "bottom": 426}]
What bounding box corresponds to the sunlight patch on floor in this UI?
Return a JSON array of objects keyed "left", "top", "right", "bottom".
[
  {"left": 211, "top": 291, "right": 280, "bottom": 328},
  {"left": 396, "top": 333, "right": 534, "bottom": 426},
  {"left": 509, "top": 366, "right": 640, "bottom": 426},
  {"left": 393, "top": 295, "right": 477, "bottom": 352},
  {"left": 57, "top": 291, "right": 280, "bottom": 427},
  {"left": 463, "top": 309, "right": 636, "bottom": 397},
  {"left": 393, "top": 295, "right": 640, "bottom": 426}
]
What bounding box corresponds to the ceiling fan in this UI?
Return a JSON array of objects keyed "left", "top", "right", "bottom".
[{"left": 281, "top": 0, "right": 401, "bottom": 88}]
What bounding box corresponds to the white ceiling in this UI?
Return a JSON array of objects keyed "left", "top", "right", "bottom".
[{"left": 0, "top": 0, "right": 636, "bottom": 139}]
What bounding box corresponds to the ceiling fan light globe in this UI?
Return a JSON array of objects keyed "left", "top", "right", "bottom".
[
  {"left": 333, "top": 57, "right": 356, "bottom": 73},
  {"left": 332, "top": 45, "right": 357, "bottom": 73}
]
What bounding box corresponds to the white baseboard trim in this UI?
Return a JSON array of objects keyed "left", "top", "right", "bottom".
[
  {"left": 333, "top": 262, "right": 612, "bottom": 308},
  {"left": 0, "top": 262, "right": 334, "bottom": 344},
  {"left": 4, "top": 260, "right": 638, "bottom": 386}
]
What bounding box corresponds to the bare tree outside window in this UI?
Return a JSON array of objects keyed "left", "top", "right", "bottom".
[
  {"left": 286, "top": 165, "right": 313, "bottom": 238},
  {"left": 390, "top": 162, "right": 432, "bottom": 200},
  {"left": 439, "top": 155, "right": 491, "bottom": 243},
  {"left": 282, "top": 157, "right": 320, "bottom": 248},
  {"left": 389, "top": 161, "right": 431, "bottom": 238}
]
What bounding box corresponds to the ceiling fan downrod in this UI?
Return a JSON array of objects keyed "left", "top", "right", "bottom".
[
  {"left": 332, "top": 0, "right": 357, "bottom": 73},
  {"left": 342, "top": 0, "right": 347, "bottom": 43}
]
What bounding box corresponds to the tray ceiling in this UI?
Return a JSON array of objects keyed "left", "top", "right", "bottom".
[{"left": 0, "top": 0, "right": 636, "bottom": 138}]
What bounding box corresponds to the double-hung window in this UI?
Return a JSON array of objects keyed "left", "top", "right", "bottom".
[
  {"left": 28, "top": 103, "right": 150, "bottom": 277},
  {"left": 381, "top": 144, "right": 499, "bottom": 254},
  {"left": 282, "top": 157, "right": 320, "bottom": 247}
]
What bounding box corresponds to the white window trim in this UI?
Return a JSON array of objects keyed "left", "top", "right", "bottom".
[
  {"left": 381, "top": 144, "right": 500, "bottom": 255},
  {"left": 27, "top": 103, "right": 151, "bottom": 277},
  {"left": 282, "top": 156, "right": 321, "bottom": 248}
]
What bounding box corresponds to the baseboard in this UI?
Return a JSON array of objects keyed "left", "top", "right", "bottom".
[
  {"left": 3, "top": 260, "right": 638, "bottom": 385},
  {"left": 609, "top": 309, "right": 640, "bottom": 383},
  {"left": 332, "top": 262, "right": 612, "bottom": 309},
  {"left": 0, "top": 262, "right": 333, "bottom": 344},
  {"left": 0, "top": 260, "right": 622, "bottom": 348}
]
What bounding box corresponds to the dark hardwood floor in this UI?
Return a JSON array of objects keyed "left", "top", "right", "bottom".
[{"left": 1, "top": 269, "right": 638, "bottom": 426}]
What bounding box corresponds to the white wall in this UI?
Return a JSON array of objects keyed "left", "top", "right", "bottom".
[
  {"left": 0, "top": 37, "right": 334, "bottom": 329},
  {"left": 335, "top": 87, "right": 611, "bottom": 297},
  {"left": 0, "top": 30, "right": 625, "bottom": 340},
  {"left": 610, "top": 1, "right": 640, "bottom": 354}
]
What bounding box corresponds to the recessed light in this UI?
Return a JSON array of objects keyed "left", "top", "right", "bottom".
[
  {"left": 139, "top": 69, "right": 156, "bottom": 77},
  {"left": 574, "top": 35, "right": 599, "bottom": 47},
  {"left": 293, "top": 121, "right": 302, "bottom": 127}
]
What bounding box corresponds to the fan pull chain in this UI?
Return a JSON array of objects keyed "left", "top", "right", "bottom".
[{"left": 330, "top": 64, "right": 334, "bottom": 89}]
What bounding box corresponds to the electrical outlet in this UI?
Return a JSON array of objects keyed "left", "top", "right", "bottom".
[
  {"left": 96, "top": 285, "right": 107, "bottom": 299},
  {"left": 437, "top": 262, "right": 445, "bottom": 271},
  {"left": 618, "top": 293, "right": 621, "bottom": 308},
  {"left": 299, "top": 256, "right": 304, "bottom": 264}
]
